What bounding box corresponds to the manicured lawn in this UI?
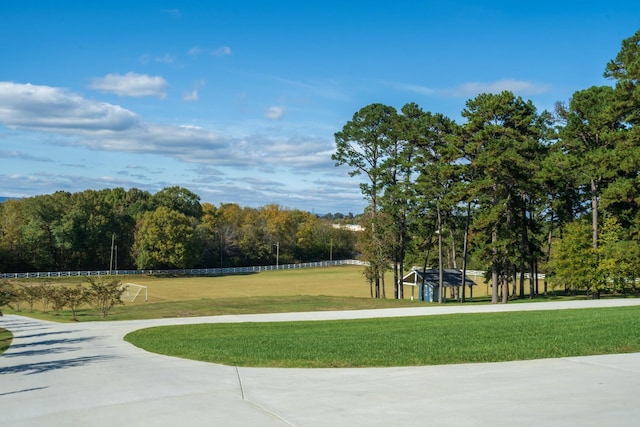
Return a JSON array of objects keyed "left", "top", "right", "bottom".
[
  {"left": 125, "top": 305, "right": 640, "bottom": 368},
  {"left": 8, "top": 295, "right": 421, "bottom": 322},
  {"left": 0, "top": 328, "right": 12, "bottom": 355}
]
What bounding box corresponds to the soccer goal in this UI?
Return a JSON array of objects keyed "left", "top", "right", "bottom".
[{"left": 121, "top": 283, "right": 148, "bottom": 302}]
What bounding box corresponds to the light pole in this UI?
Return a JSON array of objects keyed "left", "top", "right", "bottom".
[{"left": 274, "top": 242, "right": 280, "bottom": 268}]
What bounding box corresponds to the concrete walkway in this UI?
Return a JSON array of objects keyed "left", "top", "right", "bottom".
[{"left": 1, "top": 299, "right": 640, "bottom": 426}]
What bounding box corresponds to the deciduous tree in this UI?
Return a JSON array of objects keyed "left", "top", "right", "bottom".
[
  {"left": 151, "top": 186, "right": 203, "bottom": 219},
  {"left": 85, "top": 278, "right": 124, "bottom": 319},
  {"left": 133, "top": 206, "right": 199, "bottom": 269},
  {"left": 20, "top": 284, "right": 41, "bottom": 312},
  {"left": 0, "top": 280, "right": 18, "bottom": 316},
  {"left": 58, "top": 285, "right": 89, "bottom": 321},
  {"left": 37, "top": 283, "right": 55, "bottom": 313}
]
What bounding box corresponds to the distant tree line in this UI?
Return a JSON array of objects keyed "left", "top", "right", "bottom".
[
  {"left": 0, "top": 186, "right": 357, "bottom": 273},
  {"left": 333, "top": 29, "right": 640, "bottom": 302}
]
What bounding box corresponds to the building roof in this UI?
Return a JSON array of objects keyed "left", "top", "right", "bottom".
[{"left": 404, "top": 268, "right": 476, "bottom": 288}]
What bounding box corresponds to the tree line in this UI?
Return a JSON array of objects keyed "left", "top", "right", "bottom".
[
  {"left": 333, "top": 29, "right": 640, "bottom": 302},
  {"left": 0, "top": 186, "right": 357, "bottom": 273}
]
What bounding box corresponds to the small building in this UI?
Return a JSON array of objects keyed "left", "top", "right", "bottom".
[
  {"left": 332, "top": 223, "right": 364, "bottom": 232},
  {"left": 401, "top": 268, "right": 476, "bottom": 302}
]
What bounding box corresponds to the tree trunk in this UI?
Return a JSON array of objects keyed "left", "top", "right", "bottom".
[
  {"left": 399, "top": 217, "right": 406, "bottom": 300},
  {"left": 437, "top": 205, "right": 444, "bottom": 304},
  {"left": 533, "top": 261, "right": 546, "bottom": 296},
  {"left": 520, "top": 194, "right": 536, "bottom": 299},
  {"left": 449, "top": 228, "right": 457, "bottom": 269},
  {"left": 544, "top": 221, "right": 554, "bottom": 297},
  {"left": 491, "top": 229, "right": 499, "bottom": 304},
  {"left": 502, "top": 272, "right": 509, "bottom": 304},
  {"left": 591, "top": 178, "right": 599, "bottom": 250},
  {"left": 461, "top": 201, "right": 471, "bottom": 303},
  {"left": 422, "top": 236, "right": 433, "bottom": 302},
  {"left": 393, "top": 262, "right": 399, "bottom": 300},
  {"left": 519, "top": 265, "right": 525, "bottom": 299},
  {"left": 591, "top": 179, "right": 599, "bottom": 299}
]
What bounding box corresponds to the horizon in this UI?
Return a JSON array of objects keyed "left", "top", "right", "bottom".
[{"left": 0, "top": 193, "right": 360, "bottom": 216}]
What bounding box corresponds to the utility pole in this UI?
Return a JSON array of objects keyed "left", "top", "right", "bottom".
[
  {"left": 109, "top": 234, "right": 115, "bottom": 274},
  {"left": 330, "top": 238, "right": 333, "bottom": 261}
]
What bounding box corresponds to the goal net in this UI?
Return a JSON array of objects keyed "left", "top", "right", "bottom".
[{"left": 121, "top": 283, "right": 148, "bottom": 302}]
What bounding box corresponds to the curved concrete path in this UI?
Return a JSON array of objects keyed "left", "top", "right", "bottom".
[{"left": 2, "top": 299, "right": 640, "bottom": 426}]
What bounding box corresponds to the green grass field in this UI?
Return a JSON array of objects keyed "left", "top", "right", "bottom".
[
  {"left": 4, "top": 265, "right": 640, "bottom": 365},
  {"left": 7, "top": 266, "right": 425, "bottom": 321},
  {"left": 125, "top": 305, "right": 640, "bottom": 367},
  {"left": 5, "top": 265, "right": 575, "bottom": 322}
]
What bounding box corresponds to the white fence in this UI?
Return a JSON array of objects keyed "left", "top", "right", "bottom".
[
  {"left": 0, "top": 262, "right": 548, "bottom": 280},
  {"left": 0, "top": 259, "right": 369, "bottom": 280}
]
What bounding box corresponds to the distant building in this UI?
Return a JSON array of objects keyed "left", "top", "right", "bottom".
[
  {"left": 332, "top": 224, "right": 364, "bottom": 232},
  {"left": 401, "top": 268, "right": 476, "bottom": 302}
]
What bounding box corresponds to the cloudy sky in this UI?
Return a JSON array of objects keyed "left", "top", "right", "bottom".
[{"left": 1, "top": 1, "right": 638, "bottom": 214}]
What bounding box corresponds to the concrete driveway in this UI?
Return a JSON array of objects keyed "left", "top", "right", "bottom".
[{"left": 2, "top": 299, "right": 640, "bottom": 426}]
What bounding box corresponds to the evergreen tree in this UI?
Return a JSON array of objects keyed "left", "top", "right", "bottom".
[
  {"left": 462, "top": 91, "right": 549, "bottom": 303},
  {"left": 333, "top": 103, "right": 398, "bottom": 297}
]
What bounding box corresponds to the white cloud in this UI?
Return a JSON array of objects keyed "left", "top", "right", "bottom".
[
  {"left": 187, "top": 46, "right": 203, "bottom": 56},
  {"left": 155, "top": 54, "right": 176, "bottom": 64},
  {"left": 265, "top": 106, "right": 284, "bottom": 120},
  {"left": 161, "top": 9, "right": 181, "bottom": 18},
  {"left": 0, "top": 171, "right": 154, "bottom": 199},
  {"left": 183, "top": 80, "right": 204, "bottom": 102},
  {"left": 0, "top": 82, "right": 139, "bottom": 131},
  {"left": 212, "top": 46, "right": 232, "bottom": 56},
  {"left": 451, "top": 79, "right": 551, "bottom": 97},
  {"left": 0, "top": 82, "right": 233, "bottom": 158},
  {"left": 0, "top": 150, "right": 52, "bottom": 162},
  {"left": 188, "top": 46, "right": 232, "bottom": 57},
  {"left": 270, "top": 75, "right": 347, "bottom": 101},
  {"left": 89, "top": 72, "right": 168, "bottom": 98},
  {"left": 383, "top": 81, "right": 435, "bottom": 96},
  {"left": 183, "top": 90, "right": 199, "bottom": 101},
  {"left": 259, "top": 135, "right": 335, "bottom": 170},
  {"left": 0, "top": 81, "right": 351, "bottom": 213},
  {"left": 86, "top": 123, "right": 234, "bottom": 162}
]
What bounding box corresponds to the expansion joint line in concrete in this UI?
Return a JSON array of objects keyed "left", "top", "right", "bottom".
[
  {"left": 235, "top": 367, "right": 295, "bottom": 426},
  {"left": 235, "top": 367, "right": 246, "bottom": 400}
]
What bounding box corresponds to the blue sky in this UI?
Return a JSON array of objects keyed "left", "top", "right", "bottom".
[{"left": 1, "top": 1, "right": 638, "bottom": 214}]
